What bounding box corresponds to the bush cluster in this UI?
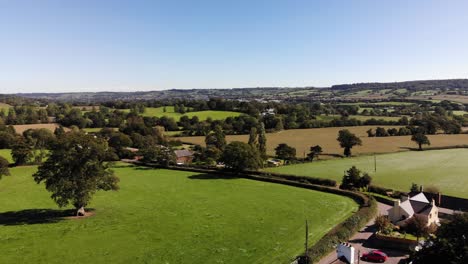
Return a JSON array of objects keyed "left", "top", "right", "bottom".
[{"left": 368, "top": 185, "right": 393, "bottom": 196}]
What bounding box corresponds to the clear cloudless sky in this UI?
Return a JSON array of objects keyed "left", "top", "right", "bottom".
[{"left": 1, "top": 0, "right": 468, "bottom": 93}]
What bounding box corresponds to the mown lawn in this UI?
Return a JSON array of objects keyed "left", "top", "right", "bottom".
[
  {"left": 265, "top": 149, "right": 468, "bottom": 198},
  {"left": 0, "top": 163, "right": 357, "bottom": 264}
]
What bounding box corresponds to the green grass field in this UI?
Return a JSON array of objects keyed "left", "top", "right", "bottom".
[
  {"left": 348, "top": 115, "right": 401, "bottom": 121},
  {"left": 0, "top": 149, "right": 13, "bottom": 163},
  {"left": 316, "top": 114, "right": 401, "bottom": 121},
  {"left": 265, "top": 149, "right": 468, "bottom": 198},
  {"left": 82, "top": 127, "right": 118, "bottom": 133},
  {"left": 125, "top": 106, "right": 243, "bottom": 121},
  {"left": 0, "top": 163, "right": 357, "bottom": 263}
]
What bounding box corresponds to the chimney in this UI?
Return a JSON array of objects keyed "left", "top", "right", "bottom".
[
  {"left": 420, "top": 185, "right": 424, "bottom": 193},
  {"left": 394, "top": 199, "right": 400, "bottom": 207},
  {"left": 431, "top": 199, "right": 435, "bottom": 206}
]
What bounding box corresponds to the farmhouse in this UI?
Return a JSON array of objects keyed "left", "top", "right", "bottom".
[
  {"left": 388, "top": 192, "right": 439, "bottom": 226},
  {"left": 174, "top": 149, "right": 194, "bottom": 165}
]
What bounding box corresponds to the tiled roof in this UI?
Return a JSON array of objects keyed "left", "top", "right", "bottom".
[
  {"left": 399, "top": 192, "right": 434, "bottom": 216},
  {"left": 174, "top": 149, "right": 193, "bottom": 158},
  {"left": 410, "top": 200, "right": 432, "bottom": 214},
  {"left": 409, "top": 192, "right": 430, "bottom": 203},
  {"left": 400, "top": 200, "right": 415, "bottom": 216}
]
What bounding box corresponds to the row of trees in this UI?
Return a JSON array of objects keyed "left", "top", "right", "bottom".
[{"left": 2, "top": 96, "right": 466, "bottom": 137}]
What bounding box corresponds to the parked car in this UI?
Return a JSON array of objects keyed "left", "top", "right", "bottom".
[{"left": 361, "top": 250, "right": 388, "bottom": 262}]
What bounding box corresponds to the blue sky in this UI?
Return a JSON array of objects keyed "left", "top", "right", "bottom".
[{"left": 1, "top": 0, "right": 468, "bottom": 93}]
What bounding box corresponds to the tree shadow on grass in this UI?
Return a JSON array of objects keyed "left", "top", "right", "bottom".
[
  {"left": 112, "top": 164, "right": 137, "bottom": 169},
  {"left": 188, "top": 173, "right": 239, "bottom": 180},
  {"left": 0, "top": 208, "right": 95, "bottom": 226},
  {"left": 134, "top": 166, "right": 157, "bottom": 171},
  {"left": 399, "top": 147, "right": 419, "bottom": 151}
]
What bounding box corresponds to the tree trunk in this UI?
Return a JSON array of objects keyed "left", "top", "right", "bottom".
[
  {"left": 76, "top": 206, "right": 86, "bottom": 216},
  {"left": 418, "top": 143, "right": 422, "bottom": 151}
]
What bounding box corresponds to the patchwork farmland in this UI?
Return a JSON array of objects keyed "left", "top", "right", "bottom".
[
  {"left": 176, "top": 126, "right": 468, "bottom": 158},
  {"left": 12, "top": 123, "right": 67, "bottom": 135}
]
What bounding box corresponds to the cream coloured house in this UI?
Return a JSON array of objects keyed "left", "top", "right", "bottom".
[{"left": 388, "top": 192, "right": 439, "bottom": 226}]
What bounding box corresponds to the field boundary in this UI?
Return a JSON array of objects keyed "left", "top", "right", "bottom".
[{"left": 126, "top": 161, "right": 377, "bottom": 263}]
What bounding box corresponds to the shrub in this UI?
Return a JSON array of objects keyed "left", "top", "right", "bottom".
[{"left": 375, "top": 214, "right": 393, "bottom": 234}]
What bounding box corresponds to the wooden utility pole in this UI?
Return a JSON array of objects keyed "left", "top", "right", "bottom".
[
  {"left": 296, "top": 220, "right": 310, "bottom": 264},
  {"left": 305, "top": 220, "right": 309, "bottom": 253}
]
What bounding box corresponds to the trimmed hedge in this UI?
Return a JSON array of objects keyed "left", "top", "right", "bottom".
[
  {"left": 368, "top": 185, "right": 393, "bottom": 196},
  {"left": 307, "top": 198, "right": 378, "bottom": 263},
  {"left": 247, "top": 170, "right": 337, "bottom": 187},
  {"left": 130, "top": 161, "right": 338, "bottom": 187},
  {"left": 365, "top": 192, "right": 396, "bottom": 206}
]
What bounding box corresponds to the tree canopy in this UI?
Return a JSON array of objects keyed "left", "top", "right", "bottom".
[
  {"left": 0, "top": 155, "right": 10, "bottom": 179},
  {"left": 139, "top": 144, "right": 176, "bottom": 166},
  {"left": 205, "top": 125, "right": 226, "bottom": 150},
  {"left": 257, "top": 123, "right": 267, "bottom": 160},
  {"left": 274, "top": 143, "right": 296, "bottom": 161},
  {"left": 307, "top": 145, "right": 323, "bottom": 161},
  {"left": 33, "top": 131, "right": 119, "bottom": 214},
  {"left": 340, "top": 166, "right": 372, "bottom": 190},
  {"left": 337, "top": 129, "right": 362, "bottom": 157},
  {"left": 412, "top": 212, "right": 468, "bottom": 264},
  {"left": 411, "top": 132, "right": 431, "bottom": 150},
  {"left": 220, "top": 141, "right": 262, "bottom": 172},
  {"left": 11, "top": 137, "right": 33, "bottom": 165}
]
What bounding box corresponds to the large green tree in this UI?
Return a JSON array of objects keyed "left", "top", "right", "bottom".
[
  {"left": 307, "top": 145, "right": 323, "bottom": 161},
  {"left": 337, "top": 129, "right": 362, "bottom": 157},
  {"left": 340, "top": 166, "right": 372, "bottom": 190},
  {"left": 257, "top": 123, "right": 267, "bottom": 160},
  {"left": 220, "top": 141, "right": 262, "bottom": 172},
  {"left": 248, "top": 127, "right": 258, "bottom": 147},
  {"left": 23, "top": 128, "right": 56, "bottom": 163},
  {"left": 0, "top": 155, "right": 10, "bottom": 179},
  {"left": 205, "top": 125, "right": 226, "bottom": 150},
  {"left": 274, "top": 143, "right": 296, "bottom": 161},
  {"left": 139, "top": 144, "right": 176, "bottom": 166},
  {"left": 11, "top": 137, "right": 33, "bottom": 165},
  {"left": 33, "top": 131, "right": 119, "bottom": 216},
  {"left": 411, "top": 132, "right": 431, "bottom": 150},
  {"left": 412, "top": 213, "right": 468, "bottom": 264}
]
